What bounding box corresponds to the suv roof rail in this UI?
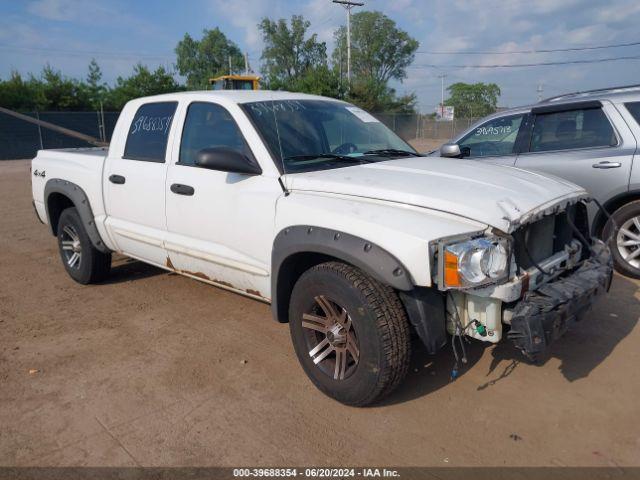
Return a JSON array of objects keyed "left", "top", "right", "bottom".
[{"left": 541, "top": 84, "right": 640, "bottom": 103}]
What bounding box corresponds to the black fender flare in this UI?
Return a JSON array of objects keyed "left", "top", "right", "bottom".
[
  {"left": 44, "top": 178, "right": 110, "bottom": 253},
  {"left": 271, "top": 225, "right": 414, "bottom": 323}
]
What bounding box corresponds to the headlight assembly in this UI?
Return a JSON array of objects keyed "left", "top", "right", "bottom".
[{"left": 440, "top": 236, "right": 510, "bottom": 289}]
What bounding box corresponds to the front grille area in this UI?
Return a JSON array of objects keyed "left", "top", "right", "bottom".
[{"left": 512, "top": 202, "right": 589, "bottom": 271}]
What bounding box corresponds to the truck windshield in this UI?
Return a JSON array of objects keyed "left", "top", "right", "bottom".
[{"left": 241, "top": 99, "right": 418, "bottom": 173}]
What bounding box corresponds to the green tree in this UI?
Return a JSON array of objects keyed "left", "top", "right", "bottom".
[
  {"left": 0, "top": 71, "right": 47, "bottom": 111},
  {"left": 444, "top": 82, "right": 501, "bottom": 118},
  {"left": 292, "top": 65, "right": 343, "bottom": 97},
  {"left": 106, "top": 64, "right": 182, "bottom": 109},
  {"left": 175, "top": 28, "right": 244, "bottom": 89},
  {"left": 347, "top": 78, "right": 416, "bottom": 113},
  {"left": 85, "top": 59, "right": 107, "bottom": 110},
  {"left": 39, "top": 65, "right": 90, "bottom": 110},
  {"left": 333, "top": 11, "right": 418, "bottom": 85},
  {"left": 259, "top": 15, "right": 332, "bottom": 92}
]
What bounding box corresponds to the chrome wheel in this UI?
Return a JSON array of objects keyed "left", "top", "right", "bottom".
[
  {"left": 616, "top": 216, "right": 640, "bottom": 269},
  {"left": 302, "top": 295, "right": 359, "bottom": 380},
  {"left": 60, "top": 225, "right": 82, "bottom": 269}
]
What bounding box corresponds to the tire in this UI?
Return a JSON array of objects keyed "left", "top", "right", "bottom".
[
  {"left": 288, "top": 261, "right": 411, "bottom": 406},
  {"left": 56, "top": 207, "right": 111, "bottom": 284},
  {"left": 603, "top": 200, "right": 640, "bottom": 279}
]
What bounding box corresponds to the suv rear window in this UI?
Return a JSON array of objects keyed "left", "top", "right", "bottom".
[
  {"left": 625, "top": 102, "right": 640, "bottom": 126},
  {"left": 124, "top": 102, "right": 177, "bottom": 162},
  {"left": 530, "top": 108, "right": 616, "bottom": 152}
]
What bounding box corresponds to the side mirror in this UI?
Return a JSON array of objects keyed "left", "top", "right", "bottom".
[
  {"left": 440, "top": 143, "right": 462, "bottom": 158},
  {"left": 196, "top": 147, "right": 262, "bottom": 175}
]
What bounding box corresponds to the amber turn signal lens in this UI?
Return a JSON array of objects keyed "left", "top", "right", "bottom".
[{"left": 444, "top": 250, "right": 461, "bottom": 287}]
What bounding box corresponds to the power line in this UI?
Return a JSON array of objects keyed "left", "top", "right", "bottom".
[
  {"left": 416, "top": 39, "right": 640, "bottom": 55},
  {"left": 315, "top": 13, "right": 337, "bottom": 28},
  {"left": 0, "top": 44, "right": 173, "bottom": 61},
  {"left": 409, "top": 54, "right": 640, "bottom": 69}
]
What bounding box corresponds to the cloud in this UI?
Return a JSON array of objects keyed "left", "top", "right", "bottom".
[
  {"left": 5, "top": 0, "right": 640, "bottom": 110},
  {"left": 206, "top": 0, "right": 344, "bottom": 55},
  {"left": 26, "top": 0, "right": 146, "bottom": 29},
  {"left": 28, "top": 0, "right": 116, "bottom": 22}
]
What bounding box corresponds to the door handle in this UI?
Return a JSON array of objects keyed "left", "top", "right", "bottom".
[
  {"left": 592, "top": 161, "right": 622, "bottom": 169},
  {"left": 170, "top": 183, "right": 195, "bottom": 196},
  {"left": 109, "top": 174, "right": 126, "bottom": 184}
]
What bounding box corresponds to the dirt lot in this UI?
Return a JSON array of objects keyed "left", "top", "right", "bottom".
[
  {"left": 408, "top": 138, "right": 444, "bottom": 153},
  {"left": 1, "top": 158, "right": 639, "bottom": 467}
]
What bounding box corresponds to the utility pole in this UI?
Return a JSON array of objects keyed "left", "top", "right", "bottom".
[
  {"left": 333, "top": 0, "right": 364, "bottom": 85},
  {"left": 537, "top": 83, "right": 544, "bottom": 102},
  {"left": 437, "top": 73, "right": 447, "bottom": 116},
  {"left": 244, "top": 52, "right": 250, "bottom": 74},
  {"left": 228, "top": 55, "right": 232, "bottom": 75}
]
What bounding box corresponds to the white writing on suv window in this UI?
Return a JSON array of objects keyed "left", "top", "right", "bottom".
[{"left": 475, "top": 125, "right": 511, "bottom": 136}]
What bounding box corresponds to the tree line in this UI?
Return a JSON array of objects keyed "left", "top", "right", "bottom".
[{"left": 0, "top": 10, "right": 500, "bottom": 115}]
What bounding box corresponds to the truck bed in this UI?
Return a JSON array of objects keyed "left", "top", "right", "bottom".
[{"left": 31, "top": 147, "right": 109, "bottom": 230}]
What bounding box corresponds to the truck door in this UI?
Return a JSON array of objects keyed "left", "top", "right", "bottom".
[
  {"left": 164, "top": 101, "right": 281, "bottom": 299},
  {"left": 103, "top": 101, "right": 178, "bottom": 266}
]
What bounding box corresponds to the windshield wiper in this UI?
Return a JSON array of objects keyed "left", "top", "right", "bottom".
[
  {"left": 283, "top": 153, "right": 375, "bottom": 163},
  {"left": 363, "top": 148, "right": 422, "bottom": 157}
]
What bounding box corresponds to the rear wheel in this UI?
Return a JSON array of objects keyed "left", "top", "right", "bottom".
[
  {"left": 603, "top": 200, "right": 640, "bottom": 279},
  {"left": 288, "top": 261, "right": 411, "bottom": 406},
  {"left": 57, "top": 207, "right": 111, "bottom": 284}
]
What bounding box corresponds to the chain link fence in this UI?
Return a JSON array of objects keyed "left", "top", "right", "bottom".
[
  {"left": 374, "top": 113, "right": 481, "bottom": 152},
  {"left": 0, "top": 110, "right": 480, "bottom": 160},
  {"left": 0, "top": 111, "right": 120, "bottom": 160}
]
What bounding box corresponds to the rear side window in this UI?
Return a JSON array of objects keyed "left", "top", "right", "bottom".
[
  {"left": 625, "top": 102, "right": 640, "bottom": 126},
  {"left": 530, "top": 108, "right": 616, "bottom": 153},
  {"left": 124, "top": 102, "right": 177, "bottom": 162},
  {"left": 179, "top": 102, "right": 253, "bottom": 166}
]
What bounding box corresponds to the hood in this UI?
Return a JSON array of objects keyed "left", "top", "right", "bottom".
[{"left": 282, "top": 157, "right": 587, "bottom": 233}]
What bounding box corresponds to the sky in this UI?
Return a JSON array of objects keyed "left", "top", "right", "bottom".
[{"left": 1, "top": 0, "right": 640, "bottom": 113}]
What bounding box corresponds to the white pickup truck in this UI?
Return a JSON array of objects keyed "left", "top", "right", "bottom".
[{"left": 32, "top": 91, "right": 613, "bottom": 406}]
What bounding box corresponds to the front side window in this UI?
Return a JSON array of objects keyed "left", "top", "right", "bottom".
[
  {"left": 530, "top": 108, "right": 616, "bottom": 153},
  {"left": 458, "top": 114, "right": 524, "bottom": 158},
  {"left": 179, "top": 102, "right": 253, "bottom": 166},
  {"left": 241, "top": 100, "right": 416, "bottom": 173},
  {"left": 124, "top": 102, "right": 177, "bottom": 162}
]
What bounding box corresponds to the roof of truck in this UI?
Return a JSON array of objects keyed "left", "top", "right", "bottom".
[{"left": 132, "top": 90, "right": 343, "bottom": 104}]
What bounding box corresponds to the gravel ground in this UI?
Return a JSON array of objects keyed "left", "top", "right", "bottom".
[{"left": 1, "top": 159, "right": 639, "bottom": 467}]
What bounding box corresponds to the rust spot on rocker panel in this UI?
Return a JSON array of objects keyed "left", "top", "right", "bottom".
[
  {"left": 165, "top": 262, "right": 267, "bottom": 300},
  {"left": 190, "top": 271, "right": 210, "bottom": 281}
]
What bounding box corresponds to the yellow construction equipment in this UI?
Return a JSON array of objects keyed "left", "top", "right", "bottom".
[{"left": 209, "top": 74, "right": 260, "bottom": 91}]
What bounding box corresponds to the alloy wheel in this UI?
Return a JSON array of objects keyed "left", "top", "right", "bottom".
[
  {"left": 616, "top": 216, "right": 640, "bottom": 269},
  {"left": 301, "top": 295, "right": 360, "bottom": 380},
  {"left": 60, "top": 225, "right": 82, "bottom": 269}
]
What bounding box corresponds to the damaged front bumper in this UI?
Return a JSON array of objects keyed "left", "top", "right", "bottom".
[{"left": 505, "top": 241, "right": 613, "bottom": 362}]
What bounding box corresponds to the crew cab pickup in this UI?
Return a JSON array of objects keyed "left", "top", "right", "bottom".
[{"left": 31, "top": 91, "right": 613, "bottom": 406}]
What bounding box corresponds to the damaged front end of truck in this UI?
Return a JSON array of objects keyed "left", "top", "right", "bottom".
[{"left": 432, "top": 196, "right": 613, "bottom": 364}]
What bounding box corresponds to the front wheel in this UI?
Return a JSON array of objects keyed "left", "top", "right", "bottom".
[
  {"left": 57, "top": 207, "right": 111, "bottom": 284},
  {"left": 603, "top": 200, "right": 640, "bottom": 279},
  {"left": 288, "top": 262, "right": 411, "bottom": 406}
]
